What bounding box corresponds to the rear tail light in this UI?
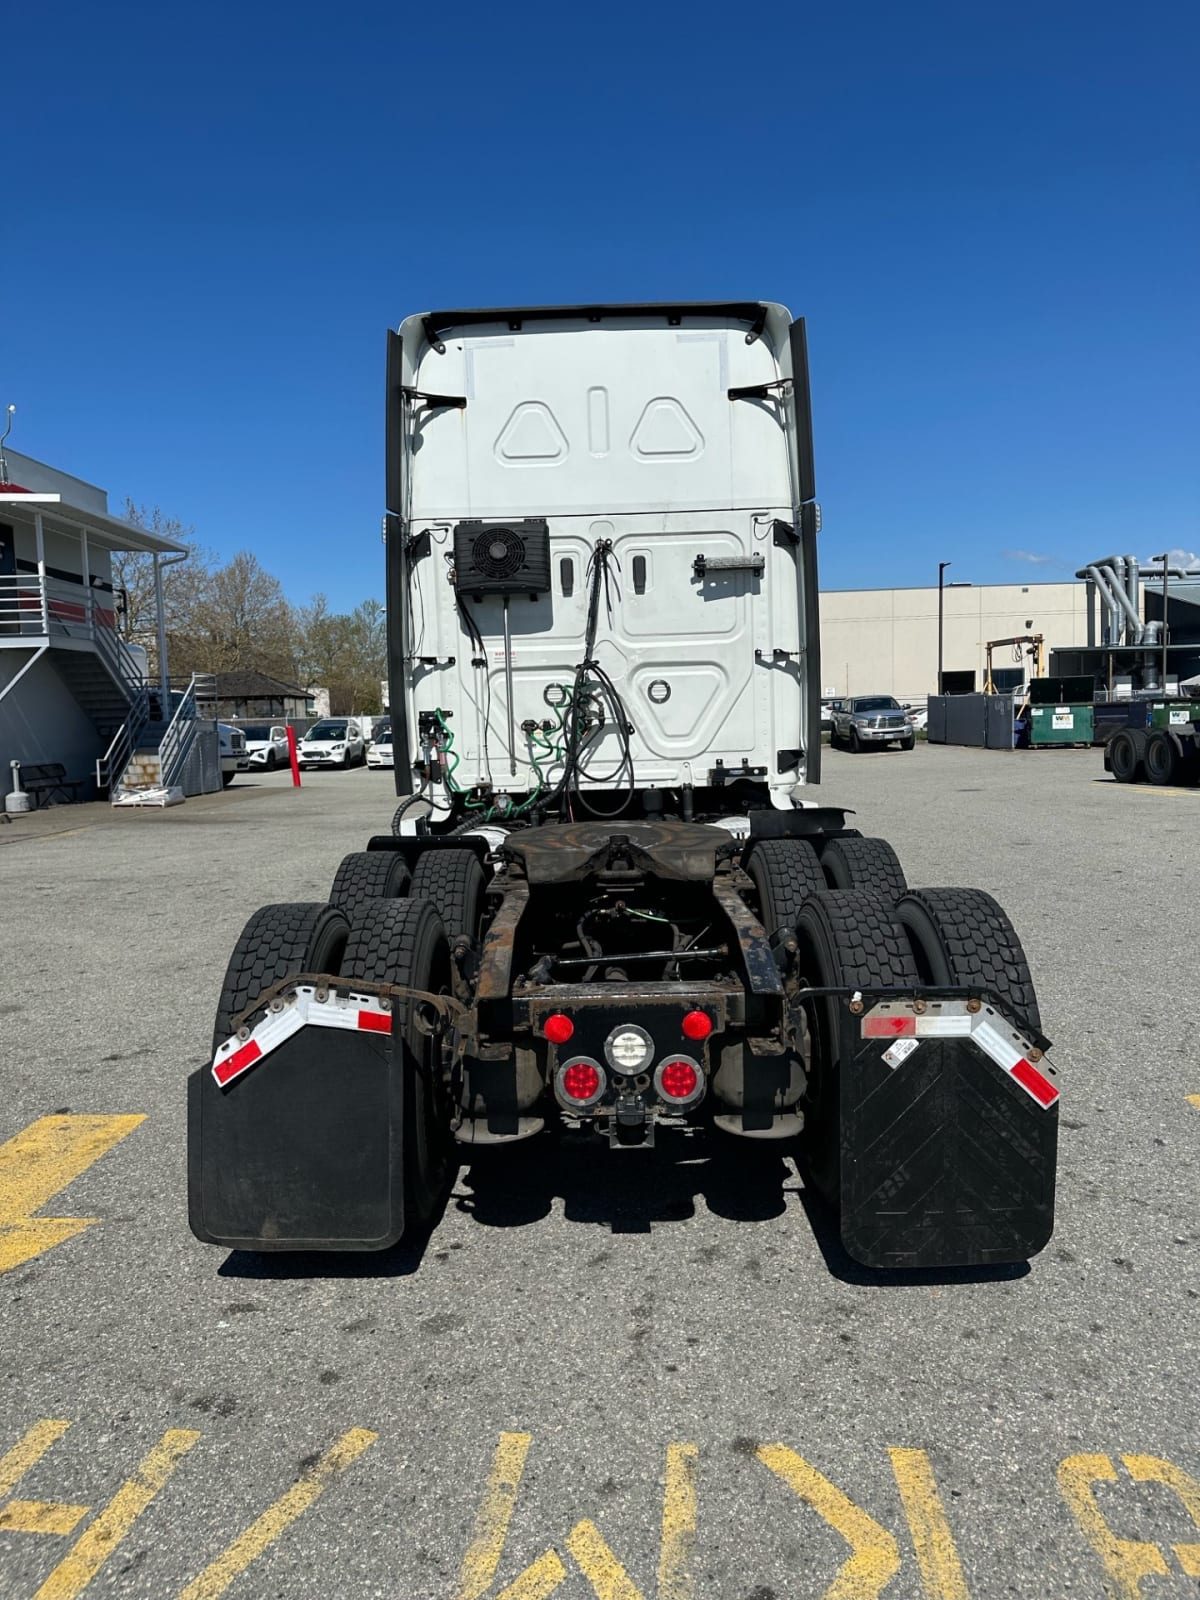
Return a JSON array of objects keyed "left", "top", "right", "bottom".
[
  {"left": 654, "top": 1055, "right": 704, "bottom": 1108},
  {"left": 555, "top": 1057, "right": 606, "bottom": 1110},
  {"left": 681, "top": 1010, "right": 713, "bottom": 1042},
  {"left": 543, "top": 1012, "right": 574, "bottom": 1045}
]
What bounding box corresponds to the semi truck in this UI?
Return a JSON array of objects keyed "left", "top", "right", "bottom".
[{"left": 189, "top": 302, "right": 1058, "bottom": 1270}]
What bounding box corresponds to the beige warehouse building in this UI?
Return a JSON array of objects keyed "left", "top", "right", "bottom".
[{"left": 819, "top": 580, "right": 1089, "bottom": 700}]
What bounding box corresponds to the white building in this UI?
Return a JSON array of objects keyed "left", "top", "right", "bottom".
[{"left": 819, "top": 580, "right": 1089, "bottom": 700}]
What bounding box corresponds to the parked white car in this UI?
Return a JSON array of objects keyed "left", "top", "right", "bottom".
[
  {"left": 297, "top": 718, "right": 366, "bottom": 769},
  {"left": 366, "top": 720, "right": 394, "bottom": 768},
  {"left": 240, "top": 724, "right": 291, "bottom": 770},
  {"left": 217, "top": 724, "right": 250, "bottom": 788}
]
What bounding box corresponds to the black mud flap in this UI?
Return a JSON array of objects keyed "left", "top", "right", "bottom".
[
  {"left": 188, "top": 1026, "right": 404, "bottom": 1251},
  {"left": 837, "top": 998, "right": 1058, "bottom": 1269}
]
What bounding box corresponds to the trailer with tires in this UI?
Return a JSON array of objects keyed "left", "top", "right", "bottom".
[
  {"left": 189, "top": 302, "right": 1058, "bottom": 1270},
  {"left": 1105, "top": 708, "right": 1200, "bottom": 787}
]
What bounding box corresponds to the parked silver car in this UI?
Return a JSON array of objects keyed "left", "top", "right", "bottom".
[{"left": 830, "top": 695, "right": 915, "bottom": 752}]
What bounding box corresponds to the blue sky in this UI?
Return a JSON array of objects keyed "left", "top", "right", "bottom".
[{"left": 5, "top": 0, "right": 1197, "bottom": 610}]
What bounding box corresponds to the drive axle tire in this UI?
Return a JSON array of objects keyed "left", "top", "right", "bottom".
[
  {"left": 895, "top": 887, "right": 1041, "bottom": 1033},
  {"left": 796, "top": 891, "right": 920, "bottom": 1200},
  {"left": 212, "top": 902, "right": 350, "bottom": 1051},
  {"left": 329, "top": 850, "right": 411, "bottom": 915},
  {"left": 820, "top": 836, "right": 908, "bottom": 904},
  {"left": 900, "top": 735, "right": 916, "bottom": 751},
  {"left": 1144, "top": 730, "right": 1180, "bottom": 788},
  {"left": 1108, "top": 731, "right": 1140, "bottom": 784},
  {"left": 409, "top": 848, "right": 486, "bottom": 943},
  {"left": 745, "top": 839, "right": 826, "bottom": 938},
  {"left": 341, "top": 898, "right": 453, "bottom": 1225}
]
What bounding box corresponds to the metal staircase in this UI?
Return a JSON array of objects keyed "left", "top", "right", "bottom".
[{"left": 100, "top": 673, "right": 217, "bottom": 796}]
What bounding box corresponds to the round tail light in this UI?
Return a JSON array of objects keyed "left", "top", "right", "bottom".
[
  {"left": 555, "top": 1056, "right": 606, "bottom": 1110},
  {"left": 654, "top": 1055, "right": 704, "bottom": 1107},
  {"left": 681, "top": 1010, "right": 713, "bottom": 1041},
  {"left": 543, "top": 1012, "right": 574, "bottom": 1045}
]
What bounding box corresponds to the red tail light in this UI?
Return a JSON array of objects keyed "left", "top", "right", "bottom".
[
  {"left": 681, "top": 1010, "right": 713, "bottom": 1041},
  {"left": 655, "top": 1055, "right": 703, "bottom": 1106},
  {"left": 543, "top": 1012, "right": 574, "bottom": 1045},
  {"left": 554, "top": 1057, "right": 606, "bottom": 1110}
]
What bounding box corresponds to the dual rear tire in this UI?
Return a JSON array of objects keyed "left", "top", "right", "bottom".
[{"left": 211, "top": 895, "right": 454, "bottom": 1236}]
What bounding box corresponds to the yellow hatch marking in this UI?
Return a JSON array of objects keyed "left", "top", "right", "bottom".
[{"left": 889, "top": 1448, "right": 972, "bottom": 1599}]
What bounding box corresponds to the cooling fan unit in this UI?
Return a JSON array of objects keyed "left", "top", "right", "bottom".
[{"left": 452, "top": 519, "right": 551, "bottom": 598}]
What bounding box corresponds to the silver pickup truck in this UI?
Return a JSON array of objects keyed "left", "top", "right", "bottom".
[{"left": 830, "top": 695, "right": 915, "bottom": 752}]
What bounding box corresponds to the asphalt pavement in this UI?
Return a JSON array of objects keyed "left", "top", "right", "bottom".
[{"left": 1, "top": 744, "right": 1197, "bottom": 1600}]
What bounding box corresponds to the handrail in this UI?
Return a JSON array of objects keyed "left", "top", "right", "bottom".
[
  {"left": 96, "top": 683, "right": 151, "bottom": 793},
  {"left": 158, "top": 673, "right": 209, "bottom": 790}
]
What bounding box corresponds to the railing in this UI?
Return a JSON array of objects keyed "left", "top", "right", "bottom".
[
  {"left": 0, "top": 572, "right": 145, "bottom": 690},
  {"left": 158, "top": 673, "right": 214, "bottom": 791},
  {"left": 96, "top": 684, "right": 151, "bottom": 793}
]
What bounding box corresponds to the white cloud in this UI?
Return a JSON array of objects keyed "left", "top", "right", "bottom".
[
  {"left": 1003, "top": 549, "right": 1056, "bottom": 565},
  {"left": 1140, "top": 548, "right": 1200, "bottom": 569}
]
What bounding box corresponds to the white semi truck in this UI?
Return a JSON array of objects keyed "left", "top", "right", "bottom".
[{"left": 189, "top": 302, "right": 1058, "bottom": 1269}]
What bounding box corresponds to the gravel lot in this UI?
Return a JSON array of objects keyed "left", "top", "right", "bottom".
[{"left": 1, "top": 745, "right": 1197, "bottom": 1600}]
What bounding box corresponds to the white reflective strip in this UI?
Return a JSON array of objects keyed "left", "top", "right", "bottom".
[
  {"left": 913, "top": 1014, "right": 973, "bottom": 1037},
  {"left": 972, "top": 1019, "right": 1025, "bottom": 1074},
  {"left": 212, "top": 985, "right": 391, "bottom": 1076}
]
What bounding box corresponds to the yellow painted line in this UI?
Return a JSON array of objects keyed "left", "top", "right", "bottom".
[
  {"left": 757, "top": 1444, "right": 901, "bottom": 1600},
  {"left": 1187, "top": 1095, "right": 1200, "bottom": 1109},
  {"left": 495, "top": 1550, "right": 568, "bottom": 1600},
  {"left": 888, "top": 1448, "right": 971, "bottom": 1600},
  {"left": 0, "top": 1419, "right": 72, "bottom": 1498},
  {"left": 658, "top": 1443, "right": 698, "bottom": 1600},
  {"left": 0, "top": 1115, "right": 146, "bottom": 1274},
  {"left": 564, "top": 1520, "right": 645, "bottom": 1600},
  {"left": 1057, "top": 1453, "right": 1168, "bottom": 1600},
  {"left": 455, "top": 1431, "right": 534, "bottom": 1600},
  {"left": 32, "top": 1428, "right": 200, "bottom": 1600},
  {"left": 1123, "top": 1455, "right": 1200, "bottom": 1578},
  {"left": 0, "top": 1500, "right": 89, "bottom": 1535},
  {"left": 177, "top": 1427, "right": 377, "bottom": 1600}
]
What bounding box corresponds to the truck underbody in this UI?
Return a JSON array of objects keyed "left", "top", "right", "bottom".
[{"left": 187, "top": 302, "right": 1058, "bottom": 1271}]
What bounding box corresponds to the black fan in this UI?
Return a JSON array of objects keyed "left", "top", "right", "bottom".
[{"left": 453, "top": 518, "right": 551, "bottom": 597}]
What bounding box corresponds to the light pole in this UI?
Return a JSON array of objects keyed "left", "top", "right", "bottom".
[
  {"left": 937, "top": 561, "right": 951, "bottom": 694},
  {"left": 1152, "top": 553, "right": 1169, "bottom": 692}
]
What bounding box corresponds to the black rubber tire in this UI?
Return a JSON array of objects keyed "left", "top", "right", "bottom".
[
  {"left": 341, "top": 898, "right": 453, "bottom": 1225},
  {"left": 264, "top": 750, "right": 277, "bottom": 771},
  {"left": 895, "top": 887, "right": 1041, "bottom": 1033},
  {"left": 1108, "top": 731, "right": 1140, "bottom": 784},
  {"left": 796, "top": 891, "right": 920, "bottom": 1199},
  {"left": 850, "top": 728, "right": 862, "bottom": 753},
  {"left": 1144, "top": 730, "right": 1180, "bottom": 787},
  {"left": 745, "top": 839, "right": 826, "bottom": 938},
  {"left": 221, "top": 772, "right": 235, "bottom": 788},
  {"left": 900, "top": 735, "right": 916, "bottom": 751},
  {"left": 820, "top": 836, "right": 908, "bottom": 904},
  {"left": 409, "top": 848, "right": 486, "bottom": 942},
  {"left": 329, "top": 850, "right": 411, "bottom": 914},
  {"left": 212, "top": 902, "right": 349, "bottom": 1051}
]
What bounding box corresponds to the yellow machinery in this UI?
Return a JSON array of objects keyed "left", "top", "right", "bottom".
[{"left": 983, "top": 634, "right": 1046, "bottom": 706}]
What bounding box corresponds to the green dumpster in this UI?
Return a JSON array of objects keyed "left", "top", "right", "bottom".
[
  {"left": 1150, "top": 702, "right": 1200, "bottom": 729},
  {"left": 1030, "top": 703, "right": 1094, "bottom": 746}
]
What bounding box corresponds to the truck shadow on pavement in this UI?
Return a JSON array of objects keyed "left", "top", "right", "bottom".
[{"left": 215, "top": 1131, "right": 1029, "bottom": 1287}]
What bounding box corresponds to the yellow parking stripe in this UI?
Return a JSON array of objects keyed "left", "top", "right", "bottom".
[
  {"left": 889, "top": 1448, "right": 971, "bottom": 1600},
  {"left": 32, "top": 1429, "right": 200, "bottom": 1600},
  {"left": 177, "top": 1428, "right": 377, "bottom": 1600},
  {"left": 658, "top": 1443, "right": 698, "bottom": 1600},
  {"left": 456, "top": 1432, "right": 535, "bottom": 1600},
  {"left": 0, "top": 1420, "right": 72, "bottom": 1498},
  {"left": 0, "top": 1115, "right": 145, "bottom": 1274}
]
